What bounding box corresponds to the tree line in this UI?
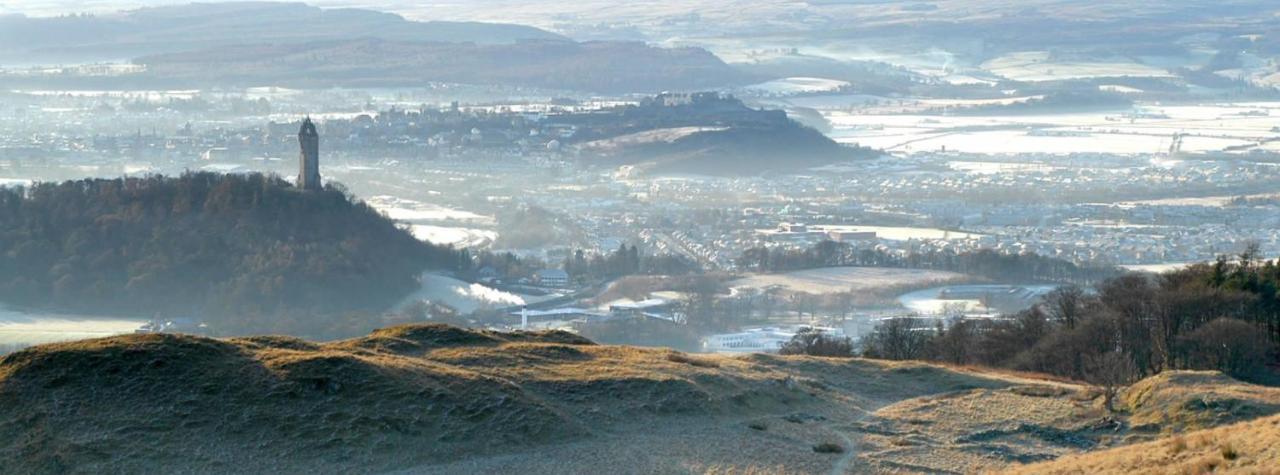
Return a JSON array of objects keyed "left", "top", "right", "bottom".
[
  {"left": 862, "top": 253, "right": 1280, "bottom": 392},
  {"left": 739, "top": 240, "right": 1116, "bottom": 285}
]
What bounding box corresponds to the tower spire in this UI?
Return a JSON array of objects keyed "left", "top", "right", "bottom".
[{"left": 298, "top": 117, "right": 321, "bottom": 191}]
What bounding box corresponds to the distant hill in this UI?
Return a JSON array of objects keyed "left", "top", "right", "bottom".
[
  {"left": 0, "top": 2, "right": 564, "bottom": 62},
  {"left": 132, "top": 38, "right": 751, "bottom": 93},
  {"left": 573, "top": 94, "right": 875, "bottom": 174},
  {"left": 0, "top": 173, "right": 459, "bottom": 337}
]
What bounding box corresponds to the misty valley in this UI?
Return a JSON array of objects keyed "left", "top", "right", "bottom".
[{"left": 3, "top": 1, "right": 1280, "bottom": 474}]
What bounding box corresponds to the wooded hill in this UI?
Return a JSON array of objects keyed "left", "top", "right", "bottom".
[
  {"left": 0, "top": 173, "right": 459, "bottom": 337},
  {"left": 0, "top": 2, "right": 563, "bottom": 62},
  {"left": 134, "top": 39, "right": 750, "bottom": 93}
]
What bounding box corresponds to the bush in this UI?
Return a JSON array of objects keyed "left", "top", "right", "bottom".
[
  {"left": 812, "top": 442, "right": 844, "bottom": 454},
  {"left": 667, "top": 352, "right": 720, "bottom": 368},
  {"left": 1220, "top": 441, "right": 1238, "bottom": 460},
  {"left": 1179, "top": 318, "right": 1275, "bottom": 379},
  {"left": 778, "top": 330, "right": 853, "bottom": 357},
  {"left": 860, "top": 318, "right": 930, "bottom": 360}
]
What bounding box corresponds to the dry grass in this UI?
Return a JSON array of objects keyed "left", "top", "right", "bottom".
[
  {"left": 0, "top": 324, "right": 1034, "bottom": 474},
  {"left": 1122, "top": 371, "right": 1280, "bottom": 431},
  {"left": 668, "top": 351, "right": 722, "bottom": 368},
  {"left": 812, "top": 442, "right": 845, "bottom": 453},
  {"left": 7, "top": 325, "right": 1277, "bottom": 474},
  {"left": 857, "top": 370, "right": 1280, "bottom": 474},
  {"left": 700, "top": 464, "right": 798, "bottom": 475},
  {"left": 1003, "top": 414, "right": 1280, "bottom": 474},
  {"left": 0, "top": 325, "right": 769, "bottom": 473}
]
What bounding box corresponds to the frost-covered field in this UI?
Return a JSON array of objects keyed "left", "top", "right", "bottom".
[
  {"left": 366, "top": 195, "right": 493, "bottom": 224},
  {"left": 0, "top": 306, "right": 142, "bottom": 349},
  {"left": 731, "top": 267, "right": 967, "bottom": 295},
  {"left": 409, "top": 225, "right": 497, "bottom": 248},
  {"left": 981, "top": 51, "right": 1176, "bottom": 82},
  {"left": 742, "top": 77, "right": 849, "bottom": 95},
  {"left": 1119, "top": 262, "right": 1196, "bottom": 274},
  {"left": 825, "top": 102, "right": 1280, "bottom": 155},
  {"left": 818, "top": 225, "right": 983, "bottom": 241},
  {"left": 898, "top": 284, "right": 1057, "bottom": 315},
  {"left": 366, "top": 195, "right": 498, "bottom": 247}
]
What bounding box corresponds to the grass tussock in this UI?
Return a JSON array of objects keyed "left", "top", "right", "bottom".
[
  {"left": 812, "top": 442, "right": 844, "bottom": 454},
  {"left": 667, "top": 351, "right": 721, "bottom": 368},
  {"left": 1219, "top": 441, "right": 1238, "bottom": 461}
]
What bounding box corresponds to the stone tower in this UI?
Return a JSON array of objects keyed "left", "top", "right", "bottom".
[{"left": 297, "top": 117, "right": 321, "bottom": 191}]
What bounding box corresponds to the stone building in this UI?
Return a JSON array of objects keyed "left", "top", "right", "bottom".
[{"left": 298, "top": 117, "right": 321, "bottom": 190}]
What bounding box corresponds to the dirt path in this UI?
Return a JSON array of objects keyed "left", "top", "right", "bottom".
[
  {"left": 826, "top": 405, "right": 874, "bottom": 475},
  {"left": 827, "top": 425, "right": 859, "bottom": 475}
]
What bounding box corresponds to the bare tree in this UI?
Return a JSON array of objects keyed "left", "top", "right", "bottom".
[
  {"left": 1239, "top": 240, "right": 1262, "bottom": 271},
  {"left": 929, "top": 317, "right": 976, "bottom": 365},
  {"left": 1042, "top": 285, "right": 1090, "bottom": 329},
  {"left": 779, "top": 329, "right": 854, "bottom": 357},
  {"left": 864, "top": 317, "right": 931, "bottom": 361},
  {"left": 1083, "top": 351, "right": 1138, "bottom": 412}
]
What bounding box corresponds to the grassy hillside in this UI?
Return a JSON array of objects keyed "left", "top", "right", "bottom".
[
  {"left": 1005, "top": 414, "right": 1280, "bottom": 474},
  {"left": 0, "top": 324, "right": 1018, "bottom": 474},
  {"left": 2, "top": 325, "right": 1277, "bottom": 473},
  {"left": 853, "top": 369, "right": 1280, "bottom": 473}
]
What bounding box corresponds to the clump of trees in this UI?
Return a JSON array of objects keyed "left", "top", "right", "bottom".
[
  {"left": 863, "top": 252, "right": 1280, "bottom": 386},
  {"left": 779, "top": 329, "right": 854, "bottom": 357},
  {"left": 0, "top": 172, "right": 460, "bottom": 338},
  {"left": 563, "top": 245, "right": 642, "bottom": 282}
]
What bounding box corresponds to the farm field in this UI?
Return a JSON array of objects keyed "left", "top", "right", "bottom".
[{"left": 731, "top": 266, "right": 968, "bottom": 295}]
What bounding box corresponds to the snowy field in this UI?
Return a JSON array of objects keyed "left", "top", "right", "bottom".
[
  {"left": 1119, "top": 262, "right": 1197, "bottom": 274},
  {"left": 981, "top": 51, "right": 1176, "bottom": 82},
  {"left": 366, "top": 195, "right": 494, "bottom": 224},
  {"left": 817, "top": 225, "right": 983, "bottom": 241},
  {"left": 0, "top": 306, "right": 142, "bottom": 349},
  {"left": 741, "top": 77, "right": 850, "bottom": 96},
  {"left": 366, "top": 195, "right": 498, "bottom": 247},
  {"left": 731, "top": 267, "right": 967, "bottom": 295},
  {"left": 898, "top": 284, "right": 1057, "bottom": 315},
  {"left": 825, "top": 102, "right": 1280, "bottom": 155},
  {"left": 409, "top": 225, "right": 497, "bottom": 248},
  {"left": 1115, "top": 191, "right": 1280, "bottom": 207}
]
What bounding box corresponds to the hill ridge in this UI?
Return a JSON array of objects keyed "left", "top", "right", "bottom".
[{"left": 3, "top": 325, "right": 1278, "bottom": 473}]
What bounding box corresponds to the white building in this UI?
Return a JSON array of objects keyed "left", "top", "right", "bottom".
[{"left": 533, "top": 268, "right": 570, "bottom": 287}]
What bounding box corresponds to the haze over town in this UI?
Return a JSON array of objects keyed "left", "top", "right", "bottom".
[{"left": 3, "top": 1, "right": 1280, "bottom": 473}]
